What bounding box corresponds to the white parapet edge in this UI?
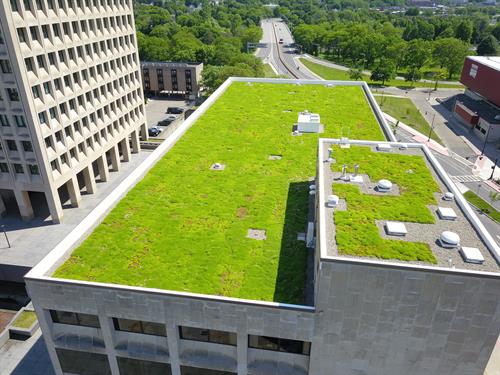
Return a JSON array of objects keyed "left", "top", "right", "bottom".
[{"left": 317, "top": 138, "right": 500, "bottom": 276}]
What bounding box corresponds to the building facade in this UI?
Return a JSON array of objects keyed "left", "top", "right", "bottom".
[
  {"left": 455, "top": 56, "right": 500, "bottom": 142},
  {"left": 25, "top": 79, "right": 500, "bottom": 375},
  {"left": 141, "top": 62, "right": 203, "bottom": 99},
  {"left": 0, "top": 0, "right": 147, "bottom": 223}
]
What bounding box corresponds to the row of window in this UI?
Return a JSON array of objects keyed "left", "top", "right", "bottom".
[
  {"left": 0, "top": 162, "right": 39, "bottom": 175},
  {"left": 56, "top": 348, "right": 236, "bottom": 375},
  {"left": 0, "top": 114, "right": 27, "bottom": 127},
  {"left": 0, "top": 139, "right": 33, "bottom": 152},
  {"left": 49, "top": 310, "right": 311, "bottom": 355},
  {"left": 11, "top": 0, "right": 131, "bottom": 14},
  {"left": 0, "top": 88, "right": 20, "bottom": 103}
]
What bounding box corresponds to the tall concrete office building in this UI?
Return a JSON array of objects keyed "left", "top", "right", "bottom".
[{"left": 0, "top": 0, "right": 147, "bottom": 223}]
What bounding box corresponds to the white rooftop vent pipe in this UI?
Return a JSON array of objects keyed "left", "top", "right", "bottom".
[
  {"left": 439, "top": 231, "right": 460, "bottom": 248},
  {"left": 327, "top": 195, "right": 339, "bottom": 208},
  {"left": 377, "top": 179, "right": 392, "bottom": 192},
  {"left": 443, "top": 192, "right": 455, "bottom": 201}
]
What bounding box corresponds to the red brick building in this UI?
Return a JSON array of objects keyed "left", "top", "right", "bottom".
[{"left": 454, "top": 56, "right": 500, "bottom": 142}]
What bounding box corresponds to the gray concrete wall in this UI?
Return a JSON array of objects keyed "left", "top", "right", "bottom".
[
  {"left": 309, "top": 259, "right": 500, "bottom": 375},
  {"left": 26, "top": 278, "right": 315, "bottom": 375}
]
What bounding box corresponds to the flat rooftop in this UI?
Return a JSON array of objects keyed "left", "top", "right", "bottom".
[
  {"left": 320, "top": 140, "right": 500, "bottom": 272},
  {"left": 53, "top": 80, "right": 386, "bottom": 304},
  {"left": 467, "top": 56, "right": 500, "bottom": 72}
]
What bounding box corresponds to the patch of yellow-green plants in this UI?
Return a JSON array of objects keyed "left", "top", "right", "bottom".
[{"left": 332, "top": 146, "right": 438, "bottom": 263}]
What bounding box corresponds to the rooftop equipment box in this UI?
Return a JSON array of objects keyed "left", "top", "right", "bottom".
[{"left": 297, "top": 111, "right": 322, "bottom": 133}]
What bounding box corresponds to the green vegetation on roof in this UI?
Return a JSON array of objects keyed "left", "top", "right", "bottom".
[
  {"left": 54, "top": 81, "right": 385, "bottom": 304},
  {"left": 12, "top": 311, "right": 37, "bottom": 329},
  {"left": 332, "top": 146, "right": 438, "bottom": 263}
]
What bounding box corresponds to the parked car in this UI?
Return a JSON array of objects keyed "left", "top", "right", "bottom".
[
  {"left": 164, "top": 114, "right": 177, "bottom": 120},
  {"left": 279, "top": 38, "right": 284, "bottom": 44},
  {"left": 157, "top": 119, "right": 173, "bottom": 127},
  {"left": 166, "top": 107, "right": 184, "bottom": 114},
  {"left": 148, "top": 126, "right": 163, "bottom": 137}
]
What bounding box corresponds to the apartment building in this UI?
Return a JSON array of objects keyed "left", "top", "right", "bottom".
[
  {"left": 141, "top": 61, "right": 203, "bottom": 99},
  {"left": 0, "top": 0, "right": 147, "bottom": 223},
  {"left": 26, "top": 78, "right": 500, "bottom": 375}
]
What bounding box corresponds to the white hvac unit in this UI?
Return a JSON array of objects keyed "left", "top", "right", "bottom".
[{"left": 297, "top": 111, "right": 322, "bottom": 133}]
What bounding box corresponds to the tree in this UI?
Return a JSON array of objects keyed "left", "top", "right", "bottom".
[
  {"left": 455, "top": 20, "right": 473, "bottom": 43},
  {"left": 403, "top": 39, "right": 431, "bottom": 71},
  {"left": 348, "top": 68, "right": 363, "bottom": 81},
  {"left": 405, "top": 67, "right": 422, "bottom": 87},
  {"left": 432, "top": 38, "right": 470, "bottom": 79},
  {"left": 370, "top": 60, "right": 396, "bottom": 85},
  {"left": 492, "top": 24, "right": 500, "bottom": 41},
  {"left": 405, "top": 7, "right": 419, "bottom": 16},
  {"left": 431, "top": 69, "right": 447, "bottom": 91},
  {"left": 477, "top": 35, "right": 499, "bottom": 56}
]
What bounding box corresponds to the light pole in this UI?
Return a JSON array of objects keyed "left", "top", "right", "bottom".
[
  {"left": 480, "top": 125, "right": 491, "bottom": 157},
  {"left": 427, "top": 113, "right": 436, "bottom": 142},
  {"left": 1, "top": 225, "right": 10, "bottom": 248},
  {"left": 490, "top": 158, "right": 498, "bottom": 180}
]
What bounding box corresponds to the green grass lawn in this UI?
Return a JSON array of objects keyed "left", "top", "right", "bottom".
[
  {"left": 300, "top": 58, "right": 464, "bottom": 90},
  {"left": 12, "top": 311, "right": 37, "bottom": 329},
  {"left": 332, "top": 146, "right": 439, "bottom": 263},
  {"left": 463, "top": 191, "right": 500, "bottom": 223},
  {"left": 55, "top": 82, "right": 385, "bottom": 305},
  {"left": 263, "top": 64, "right": 277, "bottom": 78},
  {"left": 375, "top": 96, "right": 443, "bottom": 145}
]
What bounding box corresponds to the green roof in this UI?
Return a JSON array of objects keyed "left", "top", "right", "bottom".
[{"left": 54, "top": 81, "right": 385, "bottom": 304}]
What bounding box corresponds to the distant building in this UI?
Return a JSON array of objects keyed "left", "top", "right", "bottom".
[
  {"left": 407, "top": 0, "right": 436, "bottom": 7},
  {"left": 141, "top": 62, "right": 203, "bottom": 99},
  {"left": 455, "top": 56, "right": 500, "bottom": 142}
]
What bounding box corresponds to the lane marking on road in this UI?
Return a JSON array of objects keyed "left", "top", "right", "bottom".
[{"left": 451, "top": 175, "right": 483, "bottom": 183}]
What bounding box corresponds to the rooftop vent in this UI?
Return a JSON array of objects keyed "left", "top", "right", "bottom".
[
  {"left": 399, "top": 143, "right": 408, "bottom": 150},
  {"left": 210, "top": 163, "right": 225, "bottom": 171},
  {"left": 439, "top": 231, "right": 460, "bottom": 248},
  {"left": 437, "top": 207, "right": 457, "bottom": 220},
  {"left": 443, "top": 192, "right": 455, "bottom": 201},
  {"left": 460, "top": 247, "right": 485, "bottom": 264},
  {"left": 327, "top": 195, "right": 339, "bottom": 208},
  {"left": 385, "top": 221, "right": 407, "bottom": 236},
  {"left": 377, "top": 144, "right": 391, "bottom": 152},
  {"left": 377, "top": 179, "right": 392, "bottom": 192}
]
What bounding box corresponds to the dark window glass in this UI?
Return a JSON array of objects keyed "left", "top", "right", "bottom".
[
  {"left": 248, "top": 335, "right": 310, "bottom": 355},
  {"left": 29, "top": 164, "right": 39, "bottom": 175},
  {"left": 50, "top": 310, "right": 100, "bottom": 328},
  {"left": 113, "top": 318, "right": 166, "bottom": 336},
  {"left": 22, "top": 141, "right": 33, "bottom": 152},
  {"left": 180, "top": 366, "right": 236, "bottom": 375},
  {"left": 0, "top": 163, "right": 8, "bottom": 173},
  {"left": 6, "top": 140, "right": 17, "bottom": 151},
  {"left": 117, "top": 357, "right": 172, "bottom": 375},
  {"left": 180, "top": 326, "right": 236, "bottom": 346},
  {"left": 55, "top": 348, "right": 111, "bottom": 375}
]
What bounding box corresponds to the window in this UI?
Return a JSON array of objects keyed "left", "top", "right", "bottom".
[
  {"left": 29, "top": 164, "right": 39, "bottom": 175},
  {"left": 21, "top": 141, "right": 33, "bottom": 152},
  {"left": 117, "top": 357, "right": 172, "bottom": 375},
  {"left": 11, "top": 1, "right": 19, "bottom": 12},
  {"left": 0, "top": 60, "right": 12, "bottom": 74},
  {"left": 43, "top": 82, "right": 52, "bottom": 95},
  {"left": 0, "top": 115, "right": 9, "bottom": 127},
  {"left": 469, "top": 64, "right": 478, "bottom": 79},
  {"left": 248, "top": 335, "right": 311, "bottom": 355},
  {"left": 112, "top": 318, "right": 166, "bottom": 336},
  {"left": 180, "top": 366, "right": 235, "bottom": 375},
  {"left": 13, "top": 163, "right": 23, "bottom": 174},
  {"left": 55, "top": 349, "right": 111, "bottom": 375},
  {"left": 15, "top": 115, "right": 26, "bottom": 127},
  {"left": 7, "top": 88, "right": 19, "bottom": 102},
  {"left": 179, "top": 326, "right": 236, "bottom": 346},
  {"left": 32, "top": 85, "right": 41, "bottom": 98},
  {"left": 6, "top": 140, "right": 17, "bottom": 151},
  {"left": 0, "top": 163, "right": 8, "bottom": 173},
  {"left": 50, "top": 310, "right": 100, "bottom": 328}
]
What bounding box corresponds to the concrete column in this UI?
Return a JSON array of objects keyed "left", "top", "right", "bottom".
[
  {"left": 166, "top": 323, "right": 181, "bottom": 375},
  {"left": 45, "top": 190, "right": 63, "bottom": 224},
  {"left": 109, "top": 145, "right": 120, "bottom": 172},
  {"left": 67, "top": 176, "right": 81, "bottom": 208},
  {"left": 120, "top": 137, "right": 131, "bottom": 162},
  {"left": 96, "top": 155, "right": 109, "bottom": 182},
  {"left": 237, "top": 331, "right": 248, "bottom": 375},
  {"left": 140, "top": 123, "right": 148, "bottom": 141},
  {"left": 130, "top": 130, "right": 140, "bottom": 154},
  {"left": 82, "top": 165, "right": 97, "bottom": 194},
  {"left": 14, "top": 190, "right": 34, "bottom": 222},
  {"left": 96, "top": 296, "right": 121, "bottom": 375},
  {"left": 0, "top": 196, "right": 5, "bottom": 217}
]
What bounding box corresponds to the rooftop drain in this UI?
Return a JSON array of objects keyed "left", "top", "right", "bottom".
[
  {"left": 460, "top": 247, "right": 485, "bottom": 264},
  {"left": 437, "top": 207, "right": 458, "bottom": 220},
  {"left": 327, "top": 195, "right": 339, "bottom": 208},
  {"left": 399, "top": 143, "right": 408, "bottom": 150},
  {"left": 376, "top": 179, "right": 392, "bottom": 192},
  {"left": 439, "top": 231, "right": 460, "bottom": 248},
  {"left": 210, "top": 163, "right": 225, "bottom": 171},
  {"left": 282, "top": 109, "right": 292, "bottom": 113},
  {"left": 443, "top": 192, "right": 455, "bottom": 201},
  {"left": 325, "top": 83, "right": 335, "bottom": 87},
  {"left": 385, "top": 221, "right": 408, "bottom": 236},
  {"left": 247, "top": 229, "right": 266, "bottom": 241},
  {"left": 268, "top": 154, "right": 282, "bottom": 160},
  {"left": 377, "top": 144, "right": 391, "bottom": 152}
]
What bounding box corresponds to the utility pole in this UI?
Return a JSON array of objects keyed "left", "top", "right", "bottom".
[
  {"left": 490, "top": 158, "right": 498, "bottom": 180},
  {"left": 427, "top": 113, "right": 436, "bottom": 142}
]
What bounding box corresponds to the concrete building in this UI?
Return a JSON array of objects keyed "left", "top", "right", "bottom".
[
  {"left": 25, "top": 78, "right": 499, "bottom": 375},
  {"left": 454, "top": 56, "right": 500, "bottom": 142},
  {"left": 0, "top": 0, "right": 147, "bottom": 223},
  {"left": 141, "top": 62, "right": 203, "bottom": 99}
]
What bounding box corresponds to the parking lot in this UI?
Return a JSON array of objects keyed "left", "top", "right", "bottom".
[{"left": 145, "top": 96, "right": 194, "bottom": 141}]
